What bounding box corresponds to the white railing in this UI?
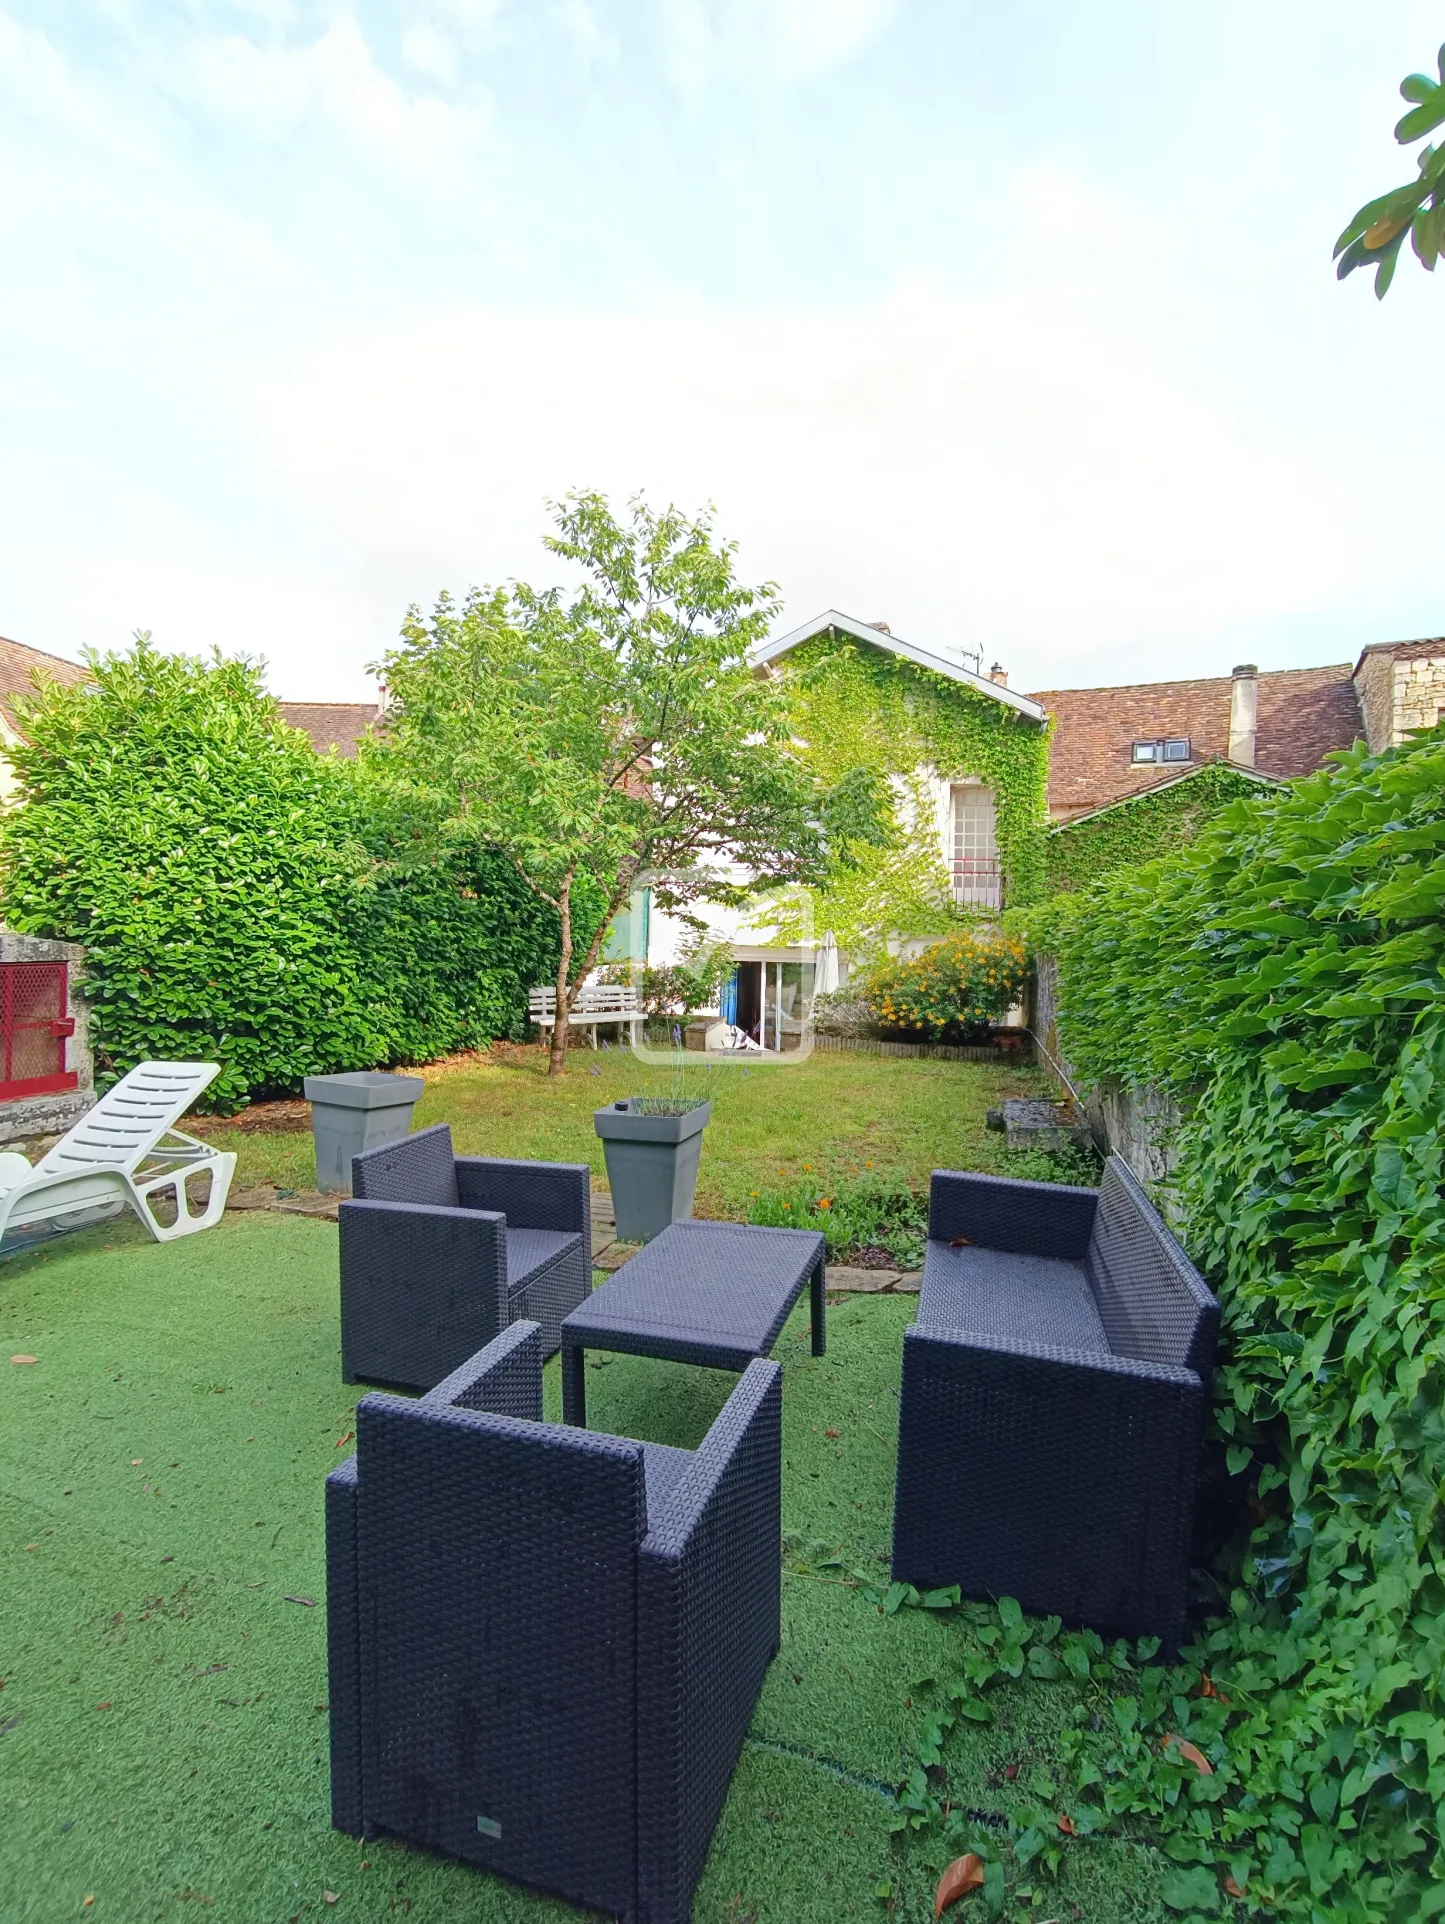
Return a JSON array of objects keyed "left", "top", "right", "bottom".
[{"left": 951, "top": 858, "right": 1002, "bottom": 910}]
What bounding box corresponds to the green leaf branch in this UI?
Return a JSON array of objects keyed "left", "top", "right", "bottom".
[{"left": 1336, "top": 44, "right": 1445, "bottom": 297}]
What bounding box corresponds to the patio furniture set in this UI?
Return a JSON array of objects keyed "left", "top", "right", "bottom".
[{"left": 325, "top": 1121, "right": 1219, "bottom": 1922}]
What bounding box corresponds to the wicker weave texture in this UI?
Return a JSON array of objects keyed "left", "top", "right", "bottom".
[
  {"left": 560, "top": 1220, "right": 824, "bottom": 1427},
  {"left": 351, "top": 1123, "right": 460, "bottom": 1206},
  {"left": 340, "top": 1137, "right": 591, "bottom": 1389},
  {"left": 1086, "top": 1160, "right": 1219, "bottom": 1375},
  {"left": 638, "top": 1360, "right": 782, "bottom": 1921},
  {"left": 927, "top": 1167, "right": 1099, "bottom": 1258},
  {"left": 893, "top": 1328, "right": 1204, "bottom": 1641},
  {"left": 324, "top": 1455, "right": 363, "bottom": 1837},
  {"left": 423, "top": 1317, "right": 544, "bottom": 1419},
  {"left": 326, "top": 1321, "right": 783, "bottom": 1922},
  {"left": 360, "top": 1397, "right": 644, "bottom": 1912},
  {"left": 894, "top": 1156, "right": 1218, "bottom": 1645},
  {"left": 338, "top": 1199, "right": 509, "bottom": 1390},
  {"left": 457, "top": 1154, "right": 589, "bottom": 1236}
]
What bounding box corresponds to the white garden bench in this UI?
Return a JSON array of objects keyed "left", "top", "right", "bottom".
[{"left": 528, "top": 984, "right": 643, "bottom": 1047}]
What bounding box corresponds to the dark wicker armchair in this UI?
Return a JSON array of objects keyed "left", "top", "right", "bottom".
[
  {"left": 891, "top": 1155, "right": 1219, "bottom": 1645},
  {"left": 338, "top": 1123, "right": 589, "bottom": 1389},
  {"left": 326, "top": 1320, "right": 783, "bottom": 1923}
]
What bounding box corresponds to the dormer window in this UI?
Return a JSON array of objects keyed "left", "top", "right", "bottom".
[{"left": 1132, "top": 738, "right": 1191, "bottom": 764}]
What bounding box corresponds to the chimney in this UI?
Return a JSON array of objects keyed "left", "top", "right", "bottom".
[
  {"left": 989, "top": 663, "right": 1008, "bottom": 687},
  {"left": 1228, "top": 663, "right": 1257, "bottom": 767}
]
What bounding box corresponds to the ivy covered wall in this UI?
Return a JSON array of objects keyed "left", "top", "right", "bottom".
[
  {"left": 1045, "top": 763, "right": 1273, "bottom": 894},
  {"left": 770, "top": 634, "right": 1051, "bottom": 957}
]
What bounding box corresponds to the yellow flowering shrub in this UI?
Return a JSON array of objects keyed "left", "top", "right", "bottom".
[{"left": 861, "top": 931, "right": 1027, "bottom": 1041}]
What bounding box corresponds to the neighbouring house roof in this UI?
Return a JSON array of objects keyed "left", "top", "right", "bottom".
[
  {"left": 1353, "top": 635, "right": 1445, "bottom": 673},
  {"left": 0, "top": 635, "right": 88, "bottom": 734},
  {"left": 1047, "top": 760, "right": 1280, "bottom": 833},
  {"left": 276, "top": 702, "right": 381, "bottom": 758},
  {"left": 0, "top": 637, "right": 384, "bottom": 759},
  {"left": 1030, "top": 663, "right": 1363, "bottom": 821},
  {"left": 754, "top": 610, "right": 1048, "bottom": 724}
]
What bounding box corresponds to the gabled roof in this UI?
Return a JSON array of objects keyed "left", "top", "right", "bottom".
[
  {"left": 0, "top": 635, "right": 88, "bottom": 732},
  {"left": 1047, "top": 759, "right": 1279, "bottom": 833},
  {"left": 276, "top": 702, "right": 380, "bottom": 758},
  {"left": 752, "top": 610, "right": 1048, "bottom": 723},
  {"left": 1352, "top": 635, "right": 1445, "bottom": 674},
  {"left": 1031, "top": 663, "right": 1361, "bottom": 820}
]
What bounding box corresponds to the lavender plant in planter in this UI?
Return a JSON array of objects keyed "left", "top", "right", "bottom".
[{"left": 593, "top": 1096, "right": 711, "bottom": 1242}]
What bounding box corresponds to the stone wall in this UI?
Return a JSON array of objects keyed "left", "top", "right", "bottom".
[
  {"left": 1354, "top": 642, "right": 1445, "bottom": 753},
  {"left": 1028, "top": 956, "right": 1182, "bottom": 1199},
  {"left": 0, "top": 931, "right": 95, "bottom": 1144}
]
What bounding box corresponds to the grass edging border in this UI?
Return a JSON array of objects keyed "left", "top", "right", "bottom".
[{"left": 811, "top": 1034, "right": 1031, "bottom": 1064}]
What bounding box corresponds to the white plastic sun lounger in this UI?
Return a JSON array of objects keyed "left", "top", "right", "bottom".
[{"left": 0, "top": 1061, "right": 236, "bottom": 1248}]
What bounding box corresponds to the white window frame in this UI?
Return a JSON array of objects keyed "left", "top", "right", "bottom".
[{"left": 950, "top": 783, "right": 1001, "bottom": 910}]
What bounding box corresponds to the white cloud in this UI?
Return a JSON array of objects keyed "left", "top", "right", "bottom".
[
  {"left": 186, "top": 15, "right": 492, "bottom": 170},
  {"left": 659, "top": 0, "right": 896, "bottom": 90},
  {"left": 245, "top": 275, "right": 1362, "bottom": 694}
]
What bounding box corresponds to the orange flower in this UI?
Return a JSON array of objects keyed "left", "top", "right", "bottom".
[
  {"left": 782, "top": 1201, "right": 791, "bottom": 1210},
  {"left": 817, "top": 1198, "right": 832, "bottom": 1210}
]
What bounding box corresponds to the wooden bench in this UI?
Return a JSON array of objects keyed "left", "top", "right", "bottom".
[{"left": 528, "top": 985, "right": 643, "bottom": 1047}]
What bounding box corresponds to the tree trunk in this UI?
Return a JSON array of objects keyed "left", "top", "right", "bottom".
[{"left": 548, "top": 874, "right": 574, "bottom": 1077}]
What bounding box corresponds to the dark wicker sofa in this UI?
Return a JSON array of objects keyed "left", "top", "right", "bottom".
[
  {"left": 338, "top": 1123, "right": 589, "bottom": 1389},
  {"left": 326, "top": 1320, "right": 783, "bottom": 1923},
  {"left": 891, "top": 1155, "right": 1219, "bottom": 1645}
]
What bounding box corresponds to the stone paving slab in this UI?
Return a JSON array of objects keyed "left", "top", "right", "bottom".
[
  {"left": 593, "top": 1242, "right": 642, "bottom": 1272},
  {"left": 227, "top": 1184, "right": 340, "bottom": 1221},
  {"left": 825, "top": 1266, "right": 901, "bottom": 1292}
]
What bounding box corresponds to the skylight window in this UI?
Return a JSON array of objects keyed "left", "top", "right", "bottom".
[{"left": 1132, "top": 738, "right": 1192, "bottom": 764}]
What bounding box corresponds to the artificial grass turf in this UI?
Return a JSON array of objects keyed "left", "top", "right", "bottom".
[
  {"left": 195, "top": 1045, "right": 1055, "bottom": 1212},
  {"left": 0, "top": 1212, "right": 1172, "bottom": 1923}
]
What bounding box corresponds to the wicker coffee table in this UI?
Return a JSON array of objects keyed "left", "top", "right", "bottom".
[{"left": 560, "top": 1219, "right": 827, "bottom": 1426}]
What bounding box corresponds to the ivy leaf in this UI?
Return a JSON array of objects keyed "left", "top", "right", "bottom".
[{"left": 1159, "top": 1864, "right": 1221, "bottom": 1913}]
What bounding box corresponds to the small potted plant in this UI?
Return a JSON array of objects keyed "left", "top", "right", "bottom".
[{"left": 593, "top": 1089, "right": 712, "bottom": 1241}]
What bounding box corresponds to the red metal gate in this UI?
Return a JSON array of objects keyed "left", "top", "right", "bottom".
[{"left": 0, "top": 962, "right": 78, "bottom": 1101}]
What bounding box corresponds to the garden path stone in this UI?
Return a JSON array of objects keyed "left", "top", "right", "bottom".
[
  {"left": 826, "top": 1266, "right": 900, "bottom": 1292},
  {"left": 594, "top": 1242, "right": 640, "bottom": 1272}
]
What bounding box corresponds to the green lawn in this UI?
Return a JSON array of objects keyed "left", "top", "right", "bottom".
[
  {"left": 0, "top": 1195, "right": 1174, "bottom": 1923},
  {"left": 197, "top": 1043, "right": 1074, "bottom": 1213}
]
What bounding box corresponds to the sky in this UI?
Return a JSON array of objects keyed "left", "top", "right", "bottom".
[{"left": 2, "top": 1, "right": 1443, "bottom": 700}]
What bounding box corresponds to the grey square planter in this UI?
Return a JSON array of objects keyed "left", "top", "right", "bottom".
[
  {"left": 305, "top": 1072, "right": 426, "bottom": 1194},
  {"left": 593, "top": 1099, "right": 710, "bottom": 1242}
]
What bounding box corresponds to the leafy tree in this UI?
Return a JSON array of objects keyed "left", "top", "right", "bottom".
[
  {"left": 366, "top": 493, "right": 826, "bottom": 1074},
  {"left": 1336, "top": 43, "right": 1445, "bottom": 296}
]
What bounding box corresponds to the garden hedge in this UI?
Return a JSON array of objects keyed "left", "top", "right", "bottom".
[
  {"left": 0, "top": 642, "right": 564, "bottom": 1108},
  {"left": 1022, "top": 725, "right": 1445, "bottom": 1918}
]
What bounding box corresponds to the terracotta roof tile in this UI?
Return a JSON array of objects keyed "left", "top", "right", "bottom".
[
  {"left": 1029, "top": 664, "right": 1362, "bottom": 820},
  {"left": 276, "top": 702, "right": 381, "bottom": 757},
  {"left": 0, "top": 635, "right": 87, "bottom": 731}
]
